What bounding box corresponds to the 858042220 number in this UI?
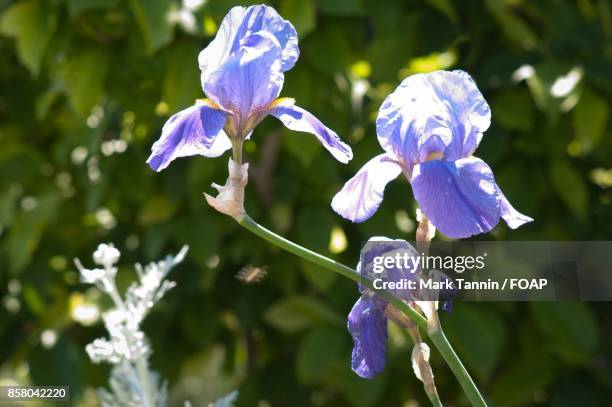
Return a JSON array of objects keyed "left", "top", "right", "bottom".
[{"left": 1, "top": 386, "right": 69, "bottom": 402}]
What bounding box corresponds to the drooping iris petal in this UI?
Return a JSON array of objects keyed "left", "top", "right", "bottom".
[
  {"left": 332, "top": 154, "right": 402, "bottom": 222},
  {"left": 204, "top": 32, "right": 284, "bottom": 116},
  {"left": 347, "top": 296, "right": 388, "bottom": 379},
  {"left": 198, "top": 5, "right": 298, "bottom": 82},
  {"left": 497, "top": 187, "right": 534, "bottom": 229},
  {"left": 147, "top": 103, "right": 229, "bottom": 172},
  {"left": 376, "top": 70, "right": 491, "bottom": 165},
  {"left": 411, "top": 157, "right": 500, "bottom": 238},
  {"left": 270, "top": 100, "right": 353, "bottom": 163}
]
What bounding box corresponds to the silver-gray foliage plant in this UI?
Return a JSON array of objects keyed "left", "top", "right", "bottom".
[{"left": 75, "top": 243, "right": 188, "bottom": 407}]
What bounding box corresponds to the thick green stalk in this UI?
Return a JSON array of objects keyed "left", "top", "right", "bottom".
[{"left": 238, "top": 215, "right": 487, "bottom": 407}]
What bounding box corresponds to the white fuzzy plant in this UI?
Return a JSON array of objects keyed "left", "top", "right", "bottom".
[{"left": 75, "top": 243, "right": 188, "bottom": 407}]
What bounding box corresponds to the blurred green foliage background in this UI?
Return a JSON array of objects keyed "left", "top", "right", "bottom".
[{"left": 1, "top": 0, "right": 612, "bottom": 405}]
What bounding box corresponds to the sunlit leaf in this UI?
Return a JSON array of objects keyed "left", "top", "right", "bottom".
[
  {"left": 6, "top": 192, "right": 60, "bottom": 275},
  {"left": 129, "top": 0, "right": 174, "bottom": 54},
  {"left": 57, "top": 49, "right": 111, "bottom": 116},
  {"left": 163, "top": 41, "right": 202, "bottom": 112},
  {"left": 549, "top": 159, "right": 588, "bottom": 219},
  {"left": 280, "top": 0, "right": 316, "bottom": 38},
  {"left": 0, "top": 0, "right": 57, "bottom": 75},
  {"left": 573, "top": 88, "right": 609, "bottom": 153}
]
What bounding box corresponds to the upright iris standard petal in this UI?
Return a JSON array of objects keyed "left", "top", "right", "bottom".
[
  {"left": 347, "top": 296, "right": 388, "bottom": 379},
  {"left": 270, "top": 100, "right": 353, "bottom": 163},
  {"left": 410, "top": 157, "right": 501, "bottom": 238},
  {"left": 376, "top": 70, "right": 491, "bottom": 164},
  {"left": 204, "top": 32, "right": 284, "bottom": 116},
  {"left": 147, "top": 102, "right": 229, "bottom": 172},
  {"left": 332, "top": 155, "right": 402, "bottom": 222},
  {"left": 198, "top": 5, "right": 298, "bottom": 82}
]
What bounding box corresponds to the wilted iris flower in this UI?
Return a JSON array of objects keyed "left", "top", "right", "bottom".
[
  {"left": 332, "top": 70, "right": 532, "bottom": 238},
  {"left": 349, "top": 238, "right": 415, "bottom": 378},
  {"left": 147, "top": 5, "right": 352, "bottom": 171},
  {"left": 349, "top": 237, "right": 453, "bottom": 379}
]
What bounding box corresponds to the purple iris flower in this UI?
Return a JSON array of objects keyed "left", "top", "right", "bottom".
[
  {"left": 332, "top": 70, "right": 532, "bottom": 238},
  {"left": 147, "top": 5, "right": 352, "bottom": 171}
]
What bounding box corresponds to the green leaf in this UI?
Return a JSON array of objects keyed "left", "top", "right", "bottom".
[
  {"left": 304, "top": 24, "right": 353, "bottom": 74},
  {"left": 573, "top": 88, "right": 609, "bottom": 153},
  {"left": 57, "top": 49, "right": 111, "bottom": 116},
  {"left": 300, "top": 260, "right": 337, "bottom": 292},
  {"left": 549, "top": 159, "right": 588, "bottom": 219},
  {"left": 530, "top": 302, "right": 598, "bottom": 364},
  {"left": 163, "top": 41, "right": 202, "bottom": 112},
  {"left": 491, "top": 90, "right": 535, "bottom": 132},
  {"left": 297, "top": 327, "right": 345, "bottom": 383},
  {"left": 484, "top": 0, "right": 537, "bottom": 49},
  {"left": 422, "top": 0, "right": 458, "bottom": 22},
  {"left": 66, "top": 0, "right": 120, "bottom": 16},
  {"left": 328, "top": 363, "right": 386, "bottom": 407},
  {"left": 526, "top": 64, "right": 582, "bottom": 121},
  {"left": 0, "top": 0, "right": 57, "bottom": 75},
  {"left": 264, "top": 296, "right": 343, "bottom": 333},
  {"left": 138, "top": 195, "right": 177, "bottom": 225},
  {"left": 282, "top": 130, "right": 322, "bottom": 166},
  {"left": 441, "top": 304, "right": 506, "bottom": 382},
  {"left": 29, "top": 337, "right": 83, "bottom": 398},
  {"left": 5, "top": 192, "right": 60, "bottom": 275},
  {"left": 316, "top": 0, "right": 364, "bottom": 16},
  {"left": 130, "top": 0, "right": 174, "bottom": 55},
  {"left": 280, "top": 0, "right": 316, "bottom": 38},
  {"left": 296, "top": 206, "right": 333, "bottom": 253},
  {"left": 491, "top": 348, "right": 557, "bottom": 406},
  {"left": 0, "top": 186, "right": 18, "bottom": 228},
  {"left": 171, "top": 213, "right": 220, "bottom": 270}
]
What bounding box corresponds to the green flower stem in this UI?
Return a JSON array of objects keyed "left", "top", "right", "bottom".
[
  {"left": 427, "top": 392, "right": 444, "bottom": 407},
  {"left": 239, "top": 215, "right": 426, "bottom": 329},
  {"left": 238, "top": 214, "right": 487, "bottom": 407},
  {"left": 428, "top": 325, "right": 487, "bottom": 407}
]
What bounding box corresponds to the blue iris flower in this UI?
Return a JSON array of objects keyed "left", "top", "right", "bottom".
[
  {"left": 147, "top": 5, "right": 352, "bottom": 171},
  {"left": 332, "top": 70, "right": 533, "bottom": 238}
]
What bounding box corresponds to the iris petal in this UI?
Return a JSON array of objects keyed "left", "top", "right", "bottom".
[
  {"left": 332, "top": 154, "right": 401, "bottom": 222},
  {"left": 147, "top": 103, "right": 229, "bottom": 172},
  {"left": 198, "top": 5, "right": 298, "bottom": 83},
  {"left": 347, "top": 296, "right": 388, "bottom": 379},
  {"left": 270, "top": 100, "right": 353, "bottom": 163},
  {"left": 411, "top": 157, "right": 500, "bottom": 238},
  {"left": 204, "top": 32, "right": 284, "bottom": 116},
  {"left": 376, "top": 70, "right": 491, "bottom": 165},
  {"left": 498, "top": 187, "right": 534, "bottom": 229}
]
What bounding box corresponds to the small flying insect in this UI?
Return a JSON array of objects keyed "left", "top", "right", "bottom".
[{"left": 236, "top": 265, "right": 268, "bottom": 284}]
